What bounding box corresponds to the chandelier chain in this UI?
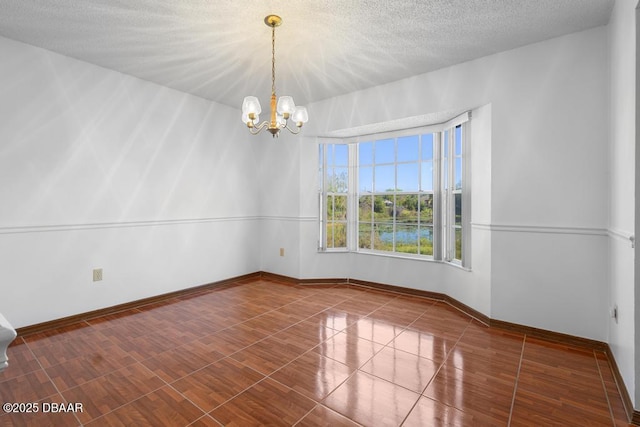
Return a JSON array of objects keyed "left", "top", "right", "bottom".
[{"left": 271, "top": 25, "right": 276, "bottom": 96}]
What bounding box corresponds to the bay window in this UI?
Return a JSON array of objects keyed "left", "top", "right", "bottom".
[{"left": 319, "top": 113, "right": 469, "bottom": 267}]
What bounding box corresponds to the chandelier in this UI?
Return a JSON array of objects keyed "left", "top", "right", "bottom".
[{"left": 241, "top": 15, "right": 308, "bottom": 138}]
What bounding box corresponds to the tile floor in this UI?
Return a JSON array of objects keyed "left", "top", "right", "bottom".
[{"left": 0, "top": 277, "right": 632, "bottom": 426}]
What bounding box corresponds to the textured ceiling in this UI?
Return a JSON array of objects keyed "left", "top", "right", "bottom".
[{"left": 0, "top": 0, "right": 614, "bottom": 109}]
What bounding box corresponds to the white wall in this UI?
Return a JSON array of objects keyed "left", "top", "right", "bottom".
[
  {"left": 608, "top": 0, "right": 637, "bottom": 408},
  {"left": 253, "top": 133, "right": 303, "bottom": 278},
  {"left": 263, "top": 26, "right": 611, "bottom": 343},
  {"left": 0, "top": 36, "right": 260, "bottom": 328}
]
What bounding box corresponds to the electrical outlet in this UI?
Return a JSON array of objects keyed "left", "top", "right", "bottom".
[
  {"left": 93, "top": 268, "right": 103, "bottom": 282},
  {"left": 279, "top": 248, "right": 285, "bottom": 257}
]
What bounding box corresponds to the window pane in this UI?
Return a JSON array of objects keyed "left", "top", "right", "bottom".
[
  {"left": 375, "top": 139, "right": 395, "bottom": 164},
  {"left": 334, "top": 195, "right": 347, "bottom": 220},
  {"left": 397, "top": 163, "right": 419, "bottom": 192},
  {"left": 443, "top": 130, "right": 449, "bottom": 192},
  {"left": 420, "top": 194, "right": 434, "bottom": 224},
  {"left": 327, "top": 145, "right": 336, "bottom": 165},
  {"left": 330, "top": 167, "right": 348, "bottom": 192},
  {"left": 373, "top": 195, "right": 391, "bottom": 220},
  {"left": 421, "top": 161, "right": 433, "bottom": 191},
  {"left": 359, "top": 166, "right": 373, "bottom": 193},
  {"left": 358, "top": 223, "right": 372, "bottom": 249},
  {"left": 455, "top": 227, "right": 462, "bottom": 260},
  {"left": 373, "top": 222, "right": 393, "bottom": 251},
  {"left": 359, "top": 195, "right": 373, "bottom": 222},
  {"left": 443, "top": 130, "right": 449, "bottom": 157},
  {"left": 396, "top": 194, "right": 419, "bottom": 224},
  {"left": 327, "top": 222, "right": 347, "bottom": 249},
  {"left": 374, "top": 165, "right": 395, "bottom": 192},
  {"left": 318, "top": 145, "right": 324, "bottom": 191},
  {"left": 326, "top": 222, "right": 335, "bottom": 248},
  {"left": 455, "top": 126, "right": 462, "bottom": 156},
  {"left": 396, "top": 225, "right": 418, "bottom": 254},
  {"left": 327, "top": 195, "right": 335, "bottom": 220},
  {"left": 443, "top": 159, "right": 449, "bottom": 190},
  {"left": 455, "top": 193, "right": 462, "bottom": 225},
  {"left": 334, "top": 222, "right": 347, "bottom": 248},
  {"left": 359, "top": 141, "right": 373, "bottom": 165},
  {"left": 454, "top": 158, "right": 462, "bottom": 190},
  {"left": 419, "top": 226, "right": 434, "bottom": 256},
  {"left": 397, "top": 135, "right": 419, "bottom": 162},
  {"left": 334, "top": 144, "right": 348, "bottom": 166},
  {"left": 422, "top": 134, "right": 434, "bottom": 160}
]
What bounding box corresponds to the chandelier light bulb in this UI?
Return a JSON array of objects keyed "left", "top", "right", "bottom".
[
  {"left": 292, "top": 106, "right": 309, "bottom": 126},
  {"left": 276, "top": 96, "right": 296, "bottom": 118},
  {"left": 242, "top": 96, "right": 261, "bottom": 116}
]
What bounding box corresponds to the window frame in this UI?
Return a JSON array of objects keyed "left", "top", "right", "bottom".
[
  {"left": 318, "top": 144, "right": 350, "bottom": 251},
  {"left": 441, "top": 123, "right": 466, "bottom": 265},
  {"left": 356, "top": 134, "right": 434, "bottom": 257},
  {"left": 318, "top": 112, "right": 470, "bottom": 268}
]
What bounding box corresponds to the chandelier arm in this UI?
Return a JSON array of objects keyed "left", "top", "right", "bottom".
[
  {"left": 249, "top": 121, "right": 270, "bottom": 135},
  {"left": 283, "top": 123, "right": 302, "bottom": 135}
]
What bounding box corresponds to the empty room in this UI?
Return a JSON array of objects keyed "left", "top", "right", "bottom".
[{"left": 0, "top": 0, "right": 638, "bottom": 425}]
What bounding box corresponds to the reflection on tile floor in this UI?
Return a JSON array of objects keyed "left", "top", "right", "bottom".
[{"left": 0, "top": 278, "right": 632, "bottom": 426}]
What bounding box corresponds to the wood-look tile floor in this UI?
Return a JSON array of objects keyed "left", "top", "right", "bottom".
[{"left": 0, "top": 278, "right": 632, "bottom": 426}]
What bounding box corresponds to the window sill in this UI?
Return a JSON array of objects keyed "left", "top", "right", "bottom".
[
  {"left": 356, "top": 249, "right": 434, "bottom": 262},
  {"left": 317, "top": 248, "right": 471, "bottom": 271}
]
